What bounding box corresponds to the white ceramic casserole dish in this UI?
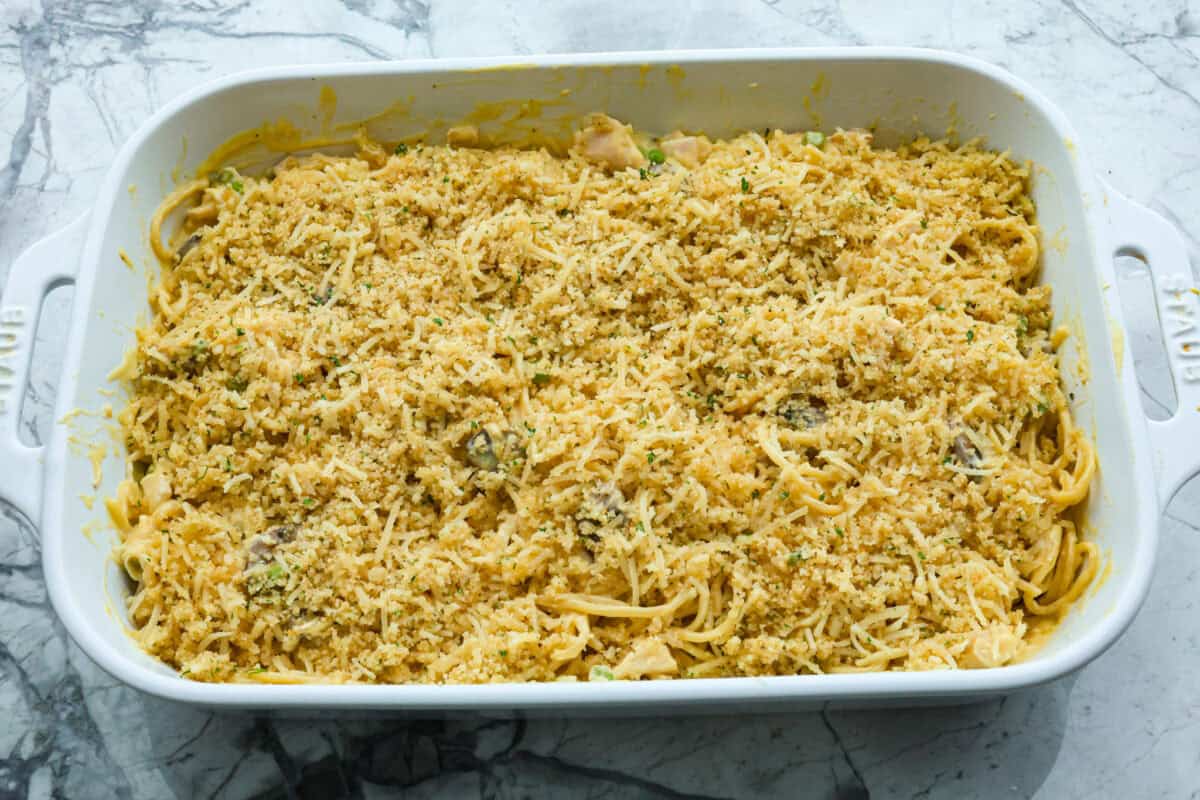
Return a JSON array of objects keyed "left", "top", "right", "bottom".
[{"left": 4, "top": 48, "right": 1198, "bottom": 712}]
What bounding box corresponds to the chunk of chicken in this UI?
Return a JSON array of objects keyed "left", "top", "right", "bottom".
[
  {"left": 659, "top": 131, "right": 713, "bottom": 168},
  {"left": 140, "top": 472, "right": 172, "bottom": 514},
  {"left": 960, "top": 626, "right": 1021, "bottom": 668},
  {"left": 575, "top": 114, "right": 647, "bottom": 171},
  {"left": 612, "top": 638, "right": 678, "bottom": 679}
]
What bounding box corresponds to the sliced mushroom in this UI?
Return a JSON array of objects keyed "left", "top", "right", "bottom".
[
  {"left": 777, "top": 395, "right": 827, "bottom": 430},
  {"left": 952, "top": 433, "right": 984, "bottom": 470},
  {"left": 246, "top": 524, "right": 297, "bottom": 570},
  {"left": 465, "top": 427, "right": 526, "bottom": 472},
  {"left": 175, "top": 233, "right": 202, "bottom": 262},
  {"left": 575, "top": 482, "right": 628, "bottom": 548},
  {"left": 244, "top": 524, "right": 297, "bottom": 597},
  {"left": 465, "top": 429, "right": 499, "bottom": 470},
  {"left": 950, "top": 430, "right": 987, "bottom": 484}
]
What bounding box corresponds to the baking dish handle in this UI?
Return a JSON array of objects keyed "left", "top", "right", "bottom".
[
  {"left": 0, "top": 215, "right": 89, "bottom": 528},
  {"left": 1103, "top": 183, "right": 1200, "bottom": 507}
]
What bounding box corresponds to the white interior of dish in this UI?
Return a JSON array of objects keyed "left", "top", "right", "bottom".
[{"left": 45, "top": 53, "right": 1152, "bottom": 703}]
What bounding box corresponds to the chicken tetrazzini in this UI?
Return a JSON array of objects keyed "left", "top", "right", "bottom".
[{"left": 108, "top": 114, "right": 1096, "bottom": 683}]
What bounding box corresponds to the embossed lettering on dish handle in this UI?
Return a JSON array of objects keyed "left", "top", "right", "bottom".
[
  {"left": 1160, "top": 273, "right": 1200, "bottom": 384},
  {"left": 0, "top": 306, "right": 27, "bottom": 416}
]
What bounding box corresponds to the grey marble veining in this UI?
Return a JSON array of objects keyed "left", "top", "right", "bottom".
[{"left": 2, "top": 1, "right": 1200, "bottom": 798}]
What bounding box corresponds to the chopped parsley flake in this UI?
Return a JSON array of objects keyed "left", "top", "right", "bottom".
[
  {"left": 741, "top": 176, "right": 751, "bottom": 193},
  {"left": 211, "top": 167, "right": 244, "bottom": 194},
  {"left": 532, "top": 372, "right": 550, "bottom": 386},
  {"left": 589, "top": 665, "right": 615, "bottom": 681}
]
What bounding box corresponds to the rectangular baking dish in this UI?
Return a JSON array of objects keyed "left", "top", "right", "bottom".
[{"left": 4, "top": 48, "right": 1198, "bottom": 712}]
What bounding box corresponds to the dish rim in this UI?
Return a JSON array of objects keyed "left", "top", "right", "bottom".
[{"left": 40, "top": 46, "right": 1159, "bottom": 708}]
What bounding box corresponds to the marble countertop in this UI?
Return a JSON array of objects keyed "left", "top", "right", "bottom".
[{"left": 2, "top": 1, "right": 1199, "bottom": 797}]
